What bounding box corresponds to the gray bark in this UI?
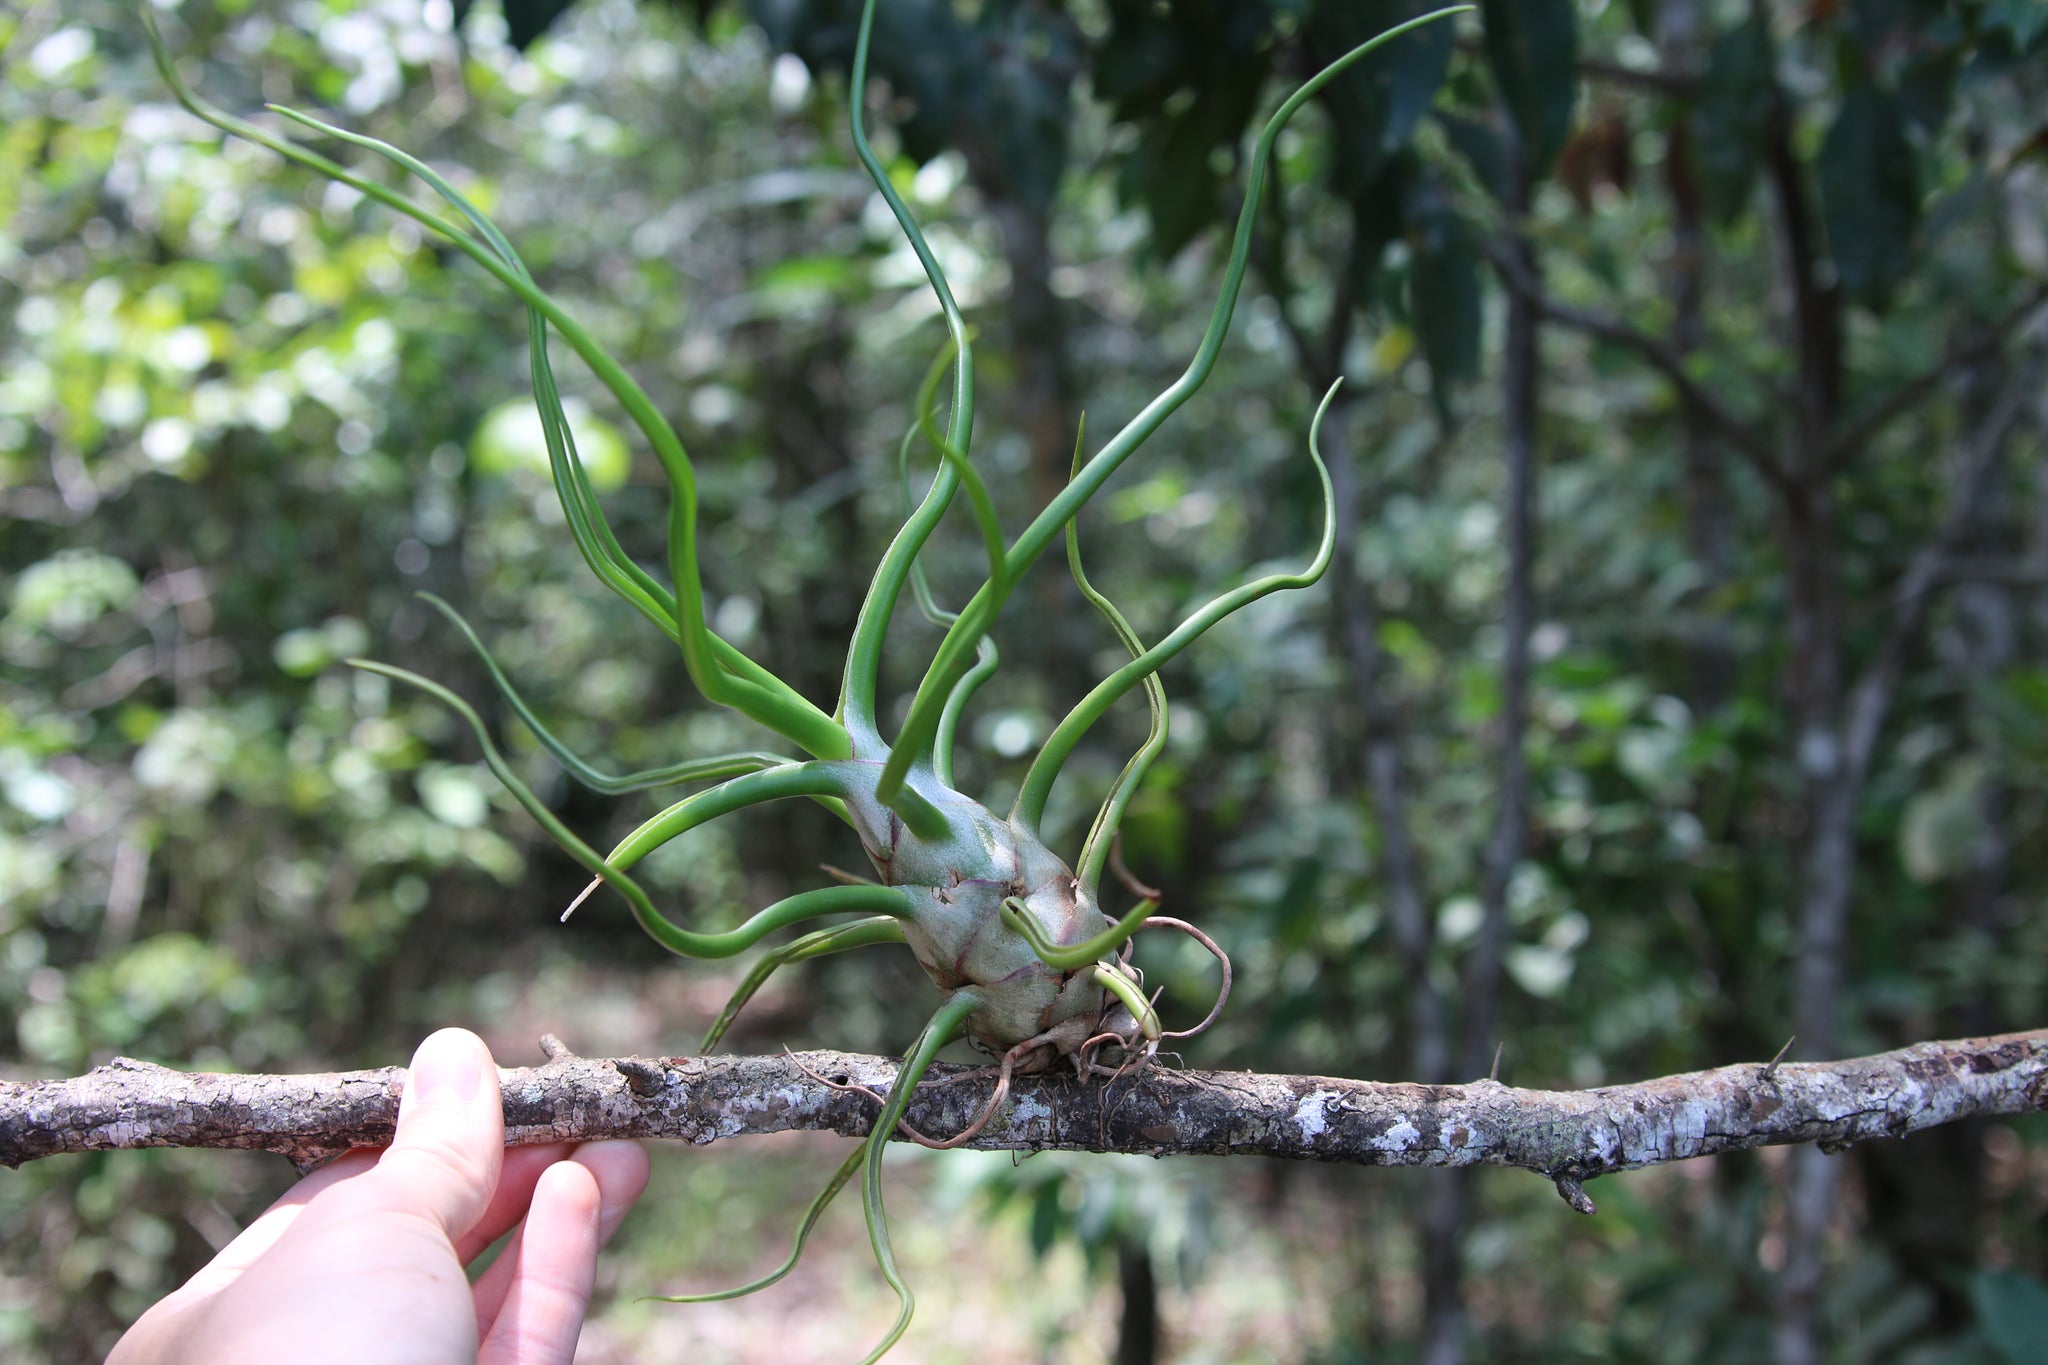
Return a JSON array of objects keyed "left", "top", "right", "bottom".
[{"left": 5, "top": 1030, "right": 2042, "bottom": 1195}]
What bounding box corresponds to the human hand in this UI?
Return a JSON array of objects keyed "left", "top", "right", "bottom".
[{"left": 109, "top": 1028, "right": 651, "bottom": 1365}]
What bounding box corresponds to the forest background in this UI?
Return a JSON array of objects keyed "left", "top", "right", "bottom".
[{"left": 3, "top": 0, "right": 2047, "bottom": 1361}]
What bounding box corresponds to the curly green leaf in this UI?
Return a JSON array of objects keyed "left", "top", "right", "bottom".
[
  {"left": 1092, "top": 963, "right": 1163, "bottom": 1042},
  {"left": 700, "top": 916, "right": 908, "bottom": 1054},
  {"left": 1061, "top": 418, "right": 1168, "bottom": 895},
  {"left": 418, "top": 593, "right": 794, "bottom": 795},
  {"left": 265, "top": 106, "right": 681, "bottom": 639},
  {"left": 604, "top": 762, "right": 864, "bottom": 871},
  {"left": 905, "top": 10, "right": 1467, "bottom": 752},
  {"left": 999, "top": 896, "right": 1157, "bottom": 971},
  {"left": 837, "top": 0, "right": 978, "bottom": 739},
  {"left": 857, "top": 991, "right": 981, "bottom": 1365},
  {"left": 1014, "top": 380, "right": 1343, "bottom": 831},
  {"left": 647, "top": 1142, "right": 864, "bottom": 1304},
  {"left": 144, "top": 12, "right": 846, "bottom": 759}
]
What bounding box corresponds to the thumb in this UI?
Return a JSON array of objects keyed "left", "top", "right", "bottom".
[{"left": 367, "top": 1028, "right": 505, "bottom": 1243}]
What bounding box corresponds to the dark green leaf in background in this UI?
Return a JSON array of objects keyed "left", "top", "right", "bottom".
[
  {"left": 1971, "top": 1269, "right": 2048, "bottom": 1365},
  {"left": 1818, "top": 78, "right": 1920, "bottom": 309},
  {"left": 1029, "top": 1179, "right": 1063, "bottom": 1259},
  {"left": 1346, "top": 150, "right": 1417, "bottom": 299},
  {"left": 749, "top": 0, "right": 971, "bottom": 163},
  {"left": 1436, "top": 108, "right": 1507, "bottom": 202},
  {"left": 1096, "top": 0, "right": 1277, "bottom": 258},
  {"left": 1306, "top": 0, "right": 1458, "bottom": 200},
  {"left": 1406, "top": 169, "right": 1480, "bottom": 405},
  {"left": 961, "top": 2, "right": 1080, "bottom": 211},
  {"left": 1477, "top": 0, "right": 1578, "bottom": 179},
  {"left": 452, "top": 0, "right": 580, "bottom": 49},
  {"left": 1984, "top": 0, "right": 2048, "bottom": 50},
  {"left": 1895, "top": 40, "right": 1961, "bottom": 137},
  {"left": 1694, "top": 13, "right": 1774, "bottom": 226}
]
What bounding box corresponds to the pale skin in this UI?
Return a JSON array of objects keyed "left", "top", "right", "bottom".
[{"left": 109, "top": 1029, "right": 651, "bottom": 1365}]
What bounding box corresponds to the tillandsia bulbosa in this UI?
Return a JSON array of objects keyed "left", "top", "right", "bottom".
[{"left": 144, "top": 2, "right": 1467, "bottom": 1357}]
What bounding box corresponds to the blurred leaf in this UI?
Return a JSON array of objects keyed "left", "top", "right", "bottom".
[
  {"left": 453, "top": 0, "right": 582, "bottom": 50},
  {"left": 1437, "top": 109, "right": 1508, "bottom": 201},
  {"left": 1896, "top": 42, "right": 1961, "bottom": 137},
  {"left": 1028, "top": 1179, "right": 1062, "bottom": 1259},
  {"left": 960, "top": 2, "right": 1079, "bottom": 211},
  {"left": 1406, "top": 175, "right": 1480, "bottom": 403},
  {"left": 1694, "top": 14, "right": 1774, "bottom": 226},
  {"left": 471, "top": 397, "right": 630, "bottom": 492},
  {"left": 417, "top": 765, "right": 491, "bottom": 829},
  {"left": 1506, "top": 943, "right": 1574, "bottom": 997},
  {"left": 7, "top": 550, "right": 139, "bottom": 635},
  {"left": 1984, "top": 0, "right": 2048, "bottom": 49},
  {"left": 1309, "top": 0, "right": 1458, "bottom": 198},
  {"left": 1478, "top": 0, "right": 1578, "bottom": 179},
  {"left": 1818, "top": 79, "right": 1919, "bottom": 309},
  {"left": 1998, "top": 666, "right": 2048, "bottom": 718},
  {"left": 1971, "top": 1269, "right": 2048, "bottom": 1365},
  {"left": 1097, "top": 0, "right": 1274, "bottom": 258},
  {"left": 1899, "top": 758, "right": 1986, "bottom": 883},
  {"left": 750, "top": 0, "right": 971, "bottom": 164}
]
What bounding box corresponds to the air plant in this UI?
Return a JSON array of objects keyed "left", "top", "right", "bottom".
[{"left": 144, "top": 3, "right": 1464, "bottom": 1358}]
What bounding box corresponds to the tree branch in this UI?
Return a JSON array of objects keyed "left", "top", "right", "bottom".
[
  {"left": 1824, "top": 284, "right": 2048, "bottom": 475},
  {"left": 1480, "top": 236, "right": 1789, "bottom": 490},
  {"left": 1842, "top": 353, "right": 2042, "bottom": 785},
  {"left": 5, "top": 1030, "right": 2044, "bottom": 1213}
]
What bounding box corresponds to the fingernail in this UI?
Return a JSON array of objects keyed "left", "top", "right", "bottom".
[{"left": 410, "top": 1028, "right": 486, "bottom": 1103}]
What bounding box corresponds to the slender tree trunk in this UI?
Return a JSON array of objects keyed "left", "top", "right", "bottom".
[
  {"left": 1464, "top": 168, "right": 1539, "bottom": 1089},
  {"left": 1765, "top": 53, "right": 1848, "bottom": 1352},
  {"left": 1658, "top": 0, "right": 1732, "bottom": 715},
  {"left": 1324, "top": 400, "right": 1447, "bottom": 1087},
  {"left": 1114, "top": 1234, "right": 1159, "bottom": 1365},
  {"left": 1325, "top": 396, "right": 1471, "bottom": 1360},
  {"left": 1418, "top": 1171, "right": 1473, "bottom": 1365},
  {"left": 1423, "top": 129, "right": 1542, "bottom": 1365}
]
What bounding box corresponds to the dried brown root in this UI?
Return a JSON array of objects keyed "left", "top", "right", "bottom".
[
  {"left": 788, "top": 1040, "right": 1036, "bottom": 1151},
  {"left": 1141, "top": 916, "right": 1233, "bottom": 1041},
  {"left": 1109, "top": 833, "right": 1163, "bottom": 902}
]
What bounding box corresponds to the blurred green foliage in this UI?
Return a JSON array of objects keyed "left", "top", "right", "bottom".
[{"left": 4, "top": 1, "right": 2048, "bottom": 1362}]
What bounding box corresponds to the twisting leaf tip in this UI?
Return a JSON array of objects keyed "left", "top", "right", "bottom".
[
  {"left": 417, "top": 594, "right": 796, "bottom": 795},
  {"left": 1063, "top": 417, "right": 1169, "bottom": 894},
  {"left": 144, "top": 11, "right": 847, "bottom": 759},
  {"left": 855, "top": 992, "right": 981, "bottom": 1364},
  {"left": 1001, "top": 897, "right": 1158, "bottom": 970},
  {"left": 1014, "top": 378, "right": 1343, "bottom": 832},
  {"left": 1092, "top": 963, "right": 1163, "bottom": 1042},
  {"left": 646, "top": 1144, "right": 866, "bottom": 1304},
  {"left": 836, "top": 0, "right": 979, "bottom": 739},
  {"left": 903, "top": 6, "right": 1467, "bottom": 793}
]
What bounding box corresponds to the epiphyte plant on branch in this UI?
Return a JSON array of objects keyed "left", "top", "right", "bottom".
[{"left": 143, "top": 1, "right": 1467, "bottom": 1357}]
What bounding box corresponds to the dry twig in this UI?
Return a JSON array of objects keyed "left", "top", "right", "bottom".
[{"left": 4, "top": 1030, "right": 2043, "bottom": 1210}]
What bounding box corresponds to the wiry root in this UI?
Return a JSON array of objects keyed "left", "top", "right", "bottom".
[
  {"left": 792, "top": 1038, "right": 1040, "bottom": 1151},
  {"left": 1142, "top": 916, "right": 1232, "bottom": 1042},
  {"left": 786, "top": 888, "right": 1229, "bottom": 1156},
  {"left": 1109, "top": 832, "right": 1163, "bottom": 902},
  {"left": 1071, "top": 909, "right": 1231, "bottom": 1075}
]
